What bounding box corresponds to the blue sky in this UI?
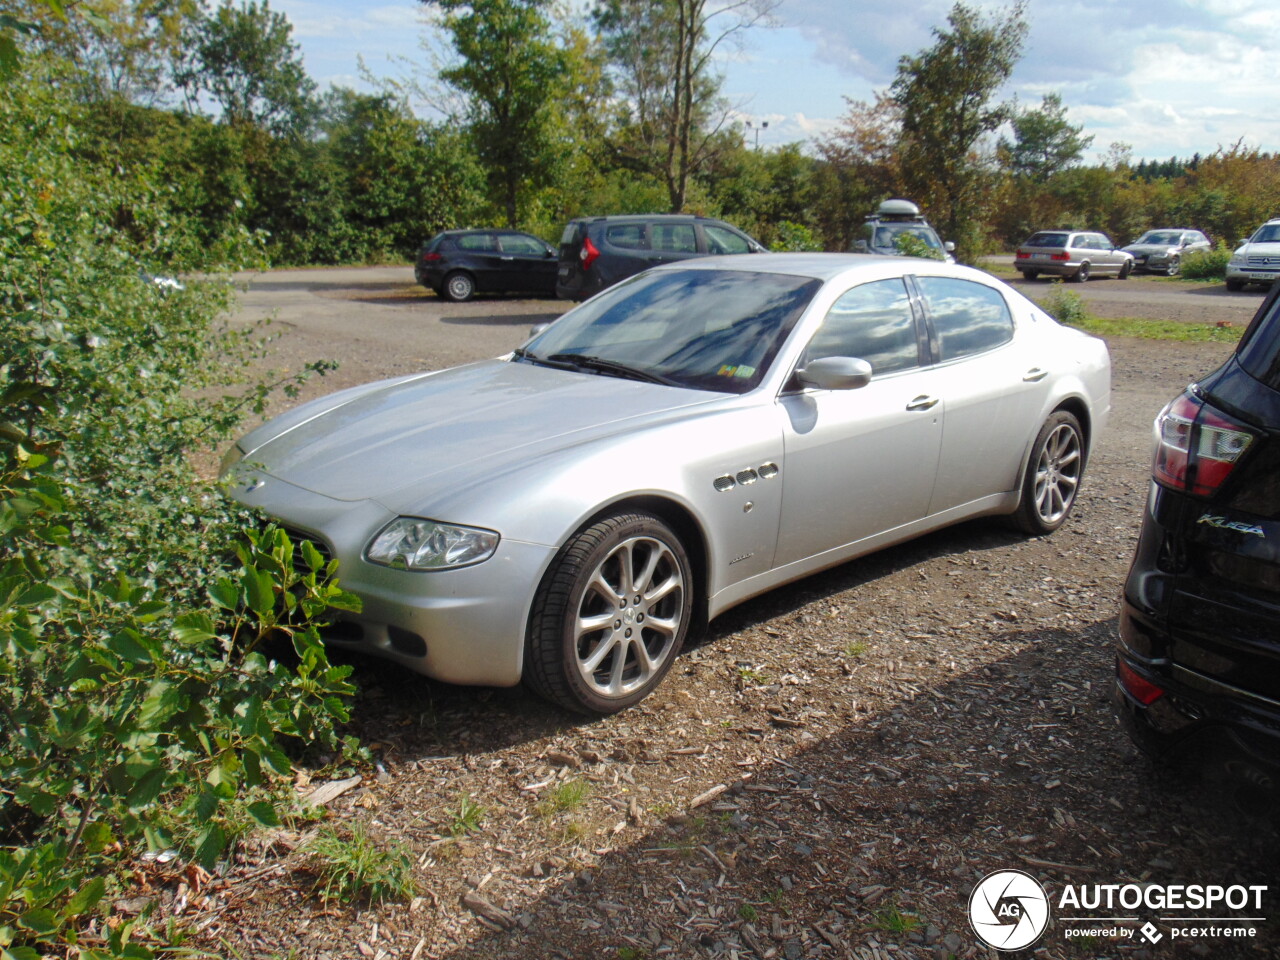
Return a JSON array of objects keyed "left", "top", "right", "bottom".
[{"left": 275, "top": 0, "right": 1280, "bottom": 163}]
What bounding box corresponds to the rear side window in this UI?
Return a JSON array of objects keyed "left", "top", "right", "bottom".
[
  {"left": 457, "top": 233, "right": 497, "bottom": 251},
  {"left": 499, "top": 234, "right": 547, "bottom": 255},
  {"left": 1025, "top": 233, "right": 1067, "bottom": 248},
  {"left": 705, "top": 225, "right": 751, "bottom": 255},
  {"left": 803, "top": 278, "right": 919, "bottom": 375},
  {"left": 652, "top": 223, "right": 697, "bottom": 253},
  {"left": 916, "top": 276, "right": 1014, "bottom": 361},
  {"left": 1238, "top": 295, "right": 1280, "bottom": 389},
  {"left": 606, "top": 224, "right": 647, "bottom": 250}
]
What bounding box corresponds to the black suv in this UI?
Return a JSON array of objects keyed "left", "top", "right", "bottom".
[
  {"left": 1115, "top": 284, "right": 1280, "bottom": 808},
  {"left": 415, "top": 229, "right": 558, "bottom": 302},
  {"left": 555, "top": 214, "right": 763, "bottom": 301}
]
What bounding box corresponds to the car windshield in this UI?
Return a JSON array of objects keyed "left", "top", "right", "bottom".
[
  {"left": 1135, "top": 231, "right": 1183, "bottom": 245},
  {"left": 873, "top": 223, "right": 942, "bottom": 250},
  {"left": 1252, "top": 224, "right": 1280, "bottom": 244},
  {"left": 521, "top": 268, "right": 821, "bottom": 394},
  {"left": 1024, "top": 233, "right": 1068, "bottom": 248}
]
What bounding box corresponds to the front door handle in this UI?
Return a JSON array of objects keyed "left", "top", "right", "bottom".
[
  {"left": 906, "top": 395, "right": 939, "bottom": 411},
  {"left": 1023, "top": 367, "right": 1048, "bottom": 382}
]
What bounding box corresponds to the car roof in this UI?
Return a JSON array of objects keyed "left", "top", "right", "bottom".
[
  {"left": 573, "top": 214, "right": 726, "bottom": 224},
  {"left": 645, "top": 252, "right": 991, "bottom": 284}
]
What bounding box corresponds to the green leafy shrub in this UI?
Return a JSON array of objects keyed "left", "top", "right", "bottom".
[
  {"left": 893, "top": 232, "right": 945, "bottom": 260},
  {"left": 768, "top": 221, "right": 823, "bottom": 252},
  {"left": 1040, "top": 284, "right": 1091, "bottom": 326},
  {"left": 2, "top": 58, "right": 357, "bottom": 957},
  {"left": 1180, "top": 242, "right": 1232, "bottom": 280}
]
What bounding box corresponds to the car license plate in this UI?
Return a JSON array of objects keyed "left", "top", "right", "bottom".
[
  {"left": 1032, "top": 253, "right": 1050, "bottom": 260},
  {"left": 1248, "top": 272, "right": 1275, "bottom": 281}
]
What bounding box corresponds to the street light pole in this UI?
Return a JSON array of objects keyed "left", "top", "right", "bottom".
[{"left": 743, "top": 119, "right": 769, "bottom": 149}]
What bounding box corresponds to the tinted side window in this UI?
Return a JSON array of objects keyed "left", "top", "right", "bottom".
[
  {"left": 457, "top": 233, "right": 497, "bottom": 251},
  {"left": 652, "top": 223, "right": 697, "bottom": 253},
  {"left": 704, "top": 224, "right": 751, "bottom": 255},
  {"left": 1026, "top": 233, "right": 1067, "bottom": 248},
  {"left": 1237, "top": 295, "right": 1280, "bottom": 389},
  {"left": 500, "top": 234, "right": 546, "bottom": 255},
  {"left": 803, "top": 278, "right": 919, "bottom": 375},
  {"left": 916, "top": 277, "right": 1014, "bottom": 361},
  {"left": 606, "top": 224, "right": 647, "bottom": 250},
  {"left": 559, "top": 222, "right": 580, "bottom": 244}
]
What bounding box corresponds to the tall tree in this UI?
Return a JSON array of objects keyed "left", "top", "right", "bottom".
[
  {"left": 890, "top": 1, "right": 1027, "bottom": 251},
  {"left": 1000, "top": 92, "right": 1093, "bottom": 182},
  {"left": 425, "top": 0, "right": 567, "bottom": 227},
  {"left": 176, "top": 0, "right": 315, "bottom": 134},
  {"left": 812, "top": 93, "right": 903, "bottom": 248},
  {"left": 593, "top": 0, "right": 775, "bottom": 212}
]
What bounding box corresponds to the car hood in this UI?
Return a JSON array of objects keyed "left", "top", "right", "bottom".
[
  {"left": 1237, "top": 241, "right": 1280, "bottom": 256},
  {"left": 238, "top": 359, "right": 721, "bottom": 506}
]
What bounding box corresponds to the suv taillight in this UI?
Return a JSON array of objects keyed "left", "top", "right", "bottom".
[
  {"left": 421, "top": 252, "right": 442, "bottom": 262},
  {"left": 1152, "top": 391, "right": 1254, "bottom": 497},
  {"left": 580, "top": 237, "right": 600, "bottom": 271},
  {"left": 1050, "top": 252, "right": 1070, "bottom": 261}
]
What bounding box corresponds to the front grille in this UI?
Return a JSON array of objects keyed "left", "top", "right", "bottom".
[
  {"left": 281, "top": 526, "right": 335, "bottom": 572},
  {"left": 1245, "top": 256, "right": 1280, "bottom": 268}
]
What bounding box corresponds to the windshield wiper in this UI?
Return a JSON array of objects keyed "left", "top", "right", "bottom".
[{"left": 546, "top": 353, "right": 676, "bottom": 386}]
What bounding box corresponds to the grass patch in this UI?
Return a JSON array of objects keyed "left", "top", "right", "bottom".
[
  {"left": 871, "top": 903, "right": 922, "bottom": 935},
  {"left": 1062, "top": 314, "right": 1243, "bottom": 343},
  {"left": 446, "top": 794, "right": 486, "bottom": 837},
  {"left": 537, "top": 779, "right": 592, "bottom": 819},
  {"left": 308, "top": 822, "right": 417, "bottom": 905},
  {"left": 843, "top": 640, "right": 869, "bottom": 658}
]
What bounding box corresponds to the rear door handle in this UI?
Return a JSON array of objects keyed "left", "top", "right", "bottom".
[
  {"left": 906, "top": 395, "right": 939, "bottom": 411},
  {"left": 1023, "top": 367, "right": 1048, "bottom": 382}
]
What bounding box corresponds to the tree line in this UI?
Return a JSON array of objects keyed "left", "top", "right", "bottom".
[{"left": 7, "top": 0, "right": 1280, "bottom": 269}]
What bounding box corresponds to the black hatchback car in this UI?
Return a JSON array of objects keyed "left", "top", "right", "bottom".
[
  {"left": 415, "top": 229, "right": 558, "bottom": 302},
  {"left": 555, "top": 214, "right": 763, "bottom": 301},
  {"left": 1115, "top": 284, "right": 1280, "bottom": 808}
]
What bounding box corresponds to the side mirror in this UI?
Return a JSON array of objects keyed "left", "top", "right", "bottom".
[
  {"left": 796, "top": 356, "right": 872, "bottom": 390},
  {"left": 944, "top": 241, "right": 956, "bottom": 252},
  {"left": 545, "top": 247, "right": 556, "bottom": 257},
  {"left": 529, "top": 322, "right": 550, "bottom": 338},
  {"left": 853, "top": 240, "right": 869, "bottom": 253}
]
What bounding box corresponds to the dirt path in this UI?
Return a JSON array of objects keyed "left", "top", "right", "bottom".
[{"left": 182, "top": 269, "right": 1275, "bottom": 960}]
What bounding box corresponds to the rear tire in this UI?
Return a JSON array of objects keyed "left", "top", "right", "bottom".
[
  {"left": 1020, "top": 269, "right": 1040, "bottom": 280},
  {"left": 1071, "top": 263, "right": 1090, "bottom": 283},
  {"left": 442, "top": 271, "right": 475, "bottom": 302},
  {"left": 1014, "top": 411, "right": 1084, "bottom": 535},
  {"left": 524, "top": 512, "right": 692, "bottom": 714}
]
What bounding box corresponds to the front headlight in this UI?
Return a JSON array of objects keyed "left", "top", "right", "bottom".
[
  {"left": 1229, "top": 255, "right": 1245, "bottom": 267},
  {"left": 366, "top": 518, "right": 500, "bottom": 570}
]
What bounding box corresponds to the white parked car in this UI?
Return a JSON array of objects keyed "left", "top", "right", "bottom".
[
  {"left": 1226, "top": 219, "right": 1280, "bottom": 291},
  {"left": 222, "top": 255, "right": 1111, "bottom": 713}
]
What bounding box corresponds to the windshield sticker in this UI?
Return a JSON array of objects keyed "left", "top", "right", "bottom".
[{"left": 716, "top": 364, "right": 756, "bottom": 379}]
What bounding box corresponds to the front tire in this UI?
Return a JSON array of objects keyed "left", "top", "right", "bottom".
[
  {"left": 525, "top": 512, "right": 692, "bottom": 714},
  {"left": 1119, "top": 260, "right": 1132, "bottom": 279},
  {"left": 1226, "top": 279, "right": 1245, "bottom": 292},
  {"left": 1014, "top": 411, "right": 1085, "bottom": 535},
  {"left": 1165, "top": 256, "right": 1180, "bottom": 277},
  {"left": 442, "top": 271, "right": 475, "bottom": 302}
]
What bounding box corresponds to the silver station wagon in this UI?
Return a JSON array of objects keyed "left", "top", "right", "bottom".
[
  {"left": 223, "top": 255, "right": 1111, "bottom": 714},
  {"left": 1015, "top": 230, "right": 1134, "bottom": 282}
]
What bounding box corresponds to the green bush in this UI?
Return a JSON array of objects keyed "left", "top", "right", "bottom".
[
  {"left": 1040, "top": 284, "right": 1091, "bottom": 326},
  {"left": 1180, "top": 242, "right": 1232, "bottom": 280},
  {"left": 2, "top": 58, "right": 358, "bottom": 957}
]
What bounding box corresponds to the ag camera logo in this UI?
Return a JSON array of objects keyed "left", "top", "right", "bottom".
[{"left": 969, "top": 869, "right": 1050, "bottom": 950}]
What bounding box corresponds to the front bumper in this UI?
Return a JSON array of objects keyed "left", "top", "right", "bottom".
[
  {"left": 229, "top": 471, "right": 555, "bottom": 687},
  {"left": 1226, "top": 262, "right": 1280, "bottom": 285}
]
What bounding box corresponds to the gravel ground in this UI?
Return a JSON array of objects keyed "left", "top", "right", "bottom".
[{"left": 166, "top": 270, "right": 1277, "bottom": 960}]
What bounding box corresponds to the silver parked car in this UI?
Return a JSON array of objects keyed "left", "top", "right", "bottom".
[
  {"left": 1121, "top": 228, "right": 1210, "bottom": 276},
  {"left": 222, "top": 255, "right": 1111, "bottom": 714},
  {"left": 1226, "top": 218, "right": 1280, "bottom": 291},
  {"left": 1015, "top": 230, "right": 1133, "bottom": 282}
]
